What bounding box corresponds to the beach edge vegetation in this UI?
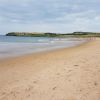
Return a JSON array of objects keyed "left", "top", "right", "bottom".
[{"left": 6, "top": 32, "right": 100, "bottom": 38}]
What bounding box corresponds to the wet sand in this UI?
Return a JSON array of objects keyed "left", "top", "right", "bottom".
[{"left": 0, "top": 38, "right": 100, "bottom": 100}]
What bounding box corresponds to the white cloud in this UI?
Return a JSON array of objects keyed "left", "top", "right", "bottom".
[{"left": 0, "top": 0, "right": 100, "bottom": 34}]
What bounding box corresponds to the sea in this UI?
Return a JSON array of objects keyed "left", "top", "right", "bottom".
[{"left": 0, "top": 35, "right": 86, "bottom": 59}]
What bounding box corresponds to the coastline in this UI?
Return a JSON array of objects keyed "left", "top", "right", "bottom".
[
  {"left": 0, "top": 38, "right": 100, "bottom": 100},
  {"left": 0, "top": 38, "right": 88, "bottom": 61},
  {"left": 0, "top": 36, "right": 87, "bottom": 60}
]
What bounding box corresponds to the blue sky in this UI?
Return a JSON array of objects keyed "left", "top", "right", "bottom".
[{"left": 0, "top": 0, "right": 100, "bottom": 34}]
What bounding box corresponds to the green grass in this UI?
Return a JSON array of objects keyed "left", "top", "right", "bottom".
[{"left": 6, "top": 32, "right": 100, "bottom": 38}]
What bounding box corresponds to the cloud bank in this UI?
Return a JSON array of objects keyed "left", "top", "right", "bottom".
[{"left": 0, "top": 0, "right": 100, "bottom": 34}]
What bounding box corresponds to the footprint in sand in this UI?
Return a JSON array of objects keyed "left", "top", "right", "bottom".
[
  {"left": 33, "top": 80, "right": 38, "bottom": 84},
  {"left": 52, "top": 87, "right": 57, "bottom": 90},
  {"left": 56, "top": 73, "right": 60, "bottom": 76},
  {"left": 74, "top": 65, "right": 79, "bottom": 66},
  {"left": 94, "top": 82, "right": 98, "bottom": 86}
]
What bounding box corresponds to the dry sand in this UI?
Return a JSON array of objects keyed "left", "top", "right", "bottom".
[{"left": 0, "top": 38, "right": 100, "bottom": 100}]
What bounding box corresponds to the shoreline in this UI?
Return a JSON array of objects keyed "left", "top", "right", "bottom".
[
  {"left": 0, "top": 38, "right": 99, "bottom": 100},
  {"left": 0, "top": 38, "right": 89, "bottom": 61}
]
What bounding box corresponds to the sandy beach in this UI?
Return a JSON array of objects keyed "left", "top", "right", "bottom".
[{"left": 0, "top": 38, "right": 100, "bottom": 100}]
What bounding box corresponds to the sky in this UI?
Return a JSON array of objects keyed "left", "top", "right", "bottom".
[{"left": 0, "top": 0, "right": 100, "bottom": 34}]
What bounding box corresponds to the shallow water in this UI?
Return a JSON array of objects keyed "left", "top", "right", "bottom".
[{"left": 0, "top": 35, "right": 86, "bottom": 59}]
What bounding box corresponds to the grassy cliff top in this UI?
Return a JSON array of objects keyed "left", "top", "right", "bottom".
[{"left": 6, "top": 32, "right": 100, "bottom": 37}]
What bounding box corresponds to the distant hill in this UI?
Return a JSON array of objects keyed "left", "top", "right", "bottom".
[
  {"left": 6, "top": 32, "right": 64, "bottom": 37},
  {"left": 6, "top": 32, "right": 100, "bottom": 37}
]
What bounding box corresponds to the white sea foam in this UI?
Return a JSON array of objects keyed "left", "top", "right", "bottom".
[{"left": 0, "top": 36, "right": 86, "bottom": 59}]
